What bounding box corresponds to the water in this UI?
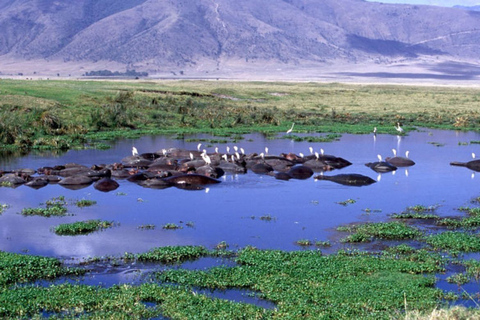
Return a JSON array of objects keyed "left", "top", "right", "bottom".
[{"left": 1, "top": 129, "right": 480, "bottom": 259}]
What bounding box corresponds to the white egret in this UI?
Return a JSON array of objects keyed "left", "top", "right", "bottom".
[
  {"left": 395, "top": 123, "right": 404, "bottom": 133},
  {"left": 286, "top": 123, "right": 295, "bottom": 134},
  {"left": 132, "top": 147, "right": 138, "bottom": 156}
]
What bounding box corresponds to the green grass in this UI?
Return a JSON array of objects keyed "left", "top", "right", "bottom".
[
  {"left": 53, "top": 220, "right": 114, "bottom": 235},
  {"left": 2, "top": 79, "right": 480, "bottom": 150}
]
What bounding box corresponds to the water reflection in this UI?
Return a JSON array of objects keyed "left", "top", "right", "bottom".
[{"left": 1, "top": 129, "right": 480, "bottom": 259}]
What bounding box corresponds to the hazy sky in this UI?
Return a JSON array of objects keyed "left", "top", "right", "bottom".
[{"left": 366, "top": 0, "right": 480, "bottom": 6}]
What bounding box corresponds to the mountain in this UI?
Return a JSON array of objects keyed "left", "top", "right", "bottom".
[
  {"left": 454, "top": 5, "right": 480, "bottom": 11},
  {"left": 1, "top": 0, "right": 480, "bottom": 78}
]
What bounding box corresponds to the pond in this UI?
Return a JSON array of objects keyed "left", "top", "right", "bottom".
[{"left": 1, "top": 129, "right": 480, "bottom": 301}]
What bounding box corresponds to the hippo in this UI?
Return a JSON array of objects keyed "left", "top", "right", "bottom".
[
  {"left": 385, "top": 150, "right": 415, "bottom": 167},
  {"left": 163, "top": 174, "right": 221, "bottom": 187},
  {"left": 58, "top": 175, "right": 93, "bottom": 190},
  {"left": 287, "top": 165, "right": 314, "bottom": 180},
  {"left": 25, "top": 177, "right": 49, "bottom": 189},
  {"left": 58, "top": 175, "right": 94, "bottom": 186},
  {"left": 365, "top": 155, "right": 397, "bottom": 173},
  {"left": 450, "top": 159, "right": 480, "bottom": 172},
  {"left": 94, "top": 177, "right": 120, "bottom": 192},
  {"left": 274, "top": 172, "right": 292, "bottom": 180},
  {"left": 365, "top": 161, "right": 397, "bottom": 173},
  {"left": 314, "top": 173, "right": 376, "bottom": 186}
]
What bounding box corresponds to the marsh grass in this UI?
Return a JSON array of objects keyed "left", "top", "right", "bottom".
[
  {"left": 53, "top": 220, "right": 114, "bottom": 235},
  {"left": 3, "top": 79, "right": 480, "bottom": 150}
]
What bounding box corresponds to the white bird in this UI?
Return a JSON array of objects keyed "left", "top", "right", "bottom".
[
  {"left": 132, "top": 147, "right": 138, "bottom": 156},
  {"left": 315, "top": 152, "right": 319, "bottom": 159},
  {"left": 309, "top": 147, "right": 314, "bottom": 154},
  {"left": 472, "top": 152, "right": 476, "bottom": 159},
  {"left": 234, "top": 146, "right": 238, "bottom": 152},
  {"left": 226, "top": 146, "right": 230, "bottom": 154},
  {"left": 189, "top": 152, "right": 194, "bottom": 160},
  {"left": 392, "top": 149, "right": 397, "bottom": 157},
  {"left": 286, "top": 123, "right": 295, "bottom": 134},
  {"left": 373, "top": 127, "right": 377, "bottom": 135},
  {"left": 235, "top": 152, "right": 240, "bottom": 160},
  {"left": 395, "top": 123, "right": 404, "bottom": 133},
  {"left": 377, "top": 154, "right": 382, "bottom": 162},
  {"left": 215, "top": 147, "right": 219, "bottom": 154},
  {"left": 265, "top": 147, "right": 269, "bottom": 155},
  {"left": 406, "top": 151, "right": 410, "bottom": 158},
  {"left": 299, "top": 152, "right": 304, "bottom": 158},
  {"left": 240, "top": 147, "right": 245, "bottom": 155},
  {"left": 320, "top": 148, "right": 324, "bottom": 156},
  {"left": 197, "top": 143, "right": 202, "bottom": 151}
]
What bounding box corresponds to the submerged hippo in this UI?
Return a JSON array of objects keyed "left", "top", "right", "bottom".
[
  {"left": 314, "top": 174, "right": 376, "bottom": 186},
  {"left": 162, "top": 174, "right": 221, "bottom": 186},
  {"left": 451, "top": 154, "right": 480, "bottom": 172}
]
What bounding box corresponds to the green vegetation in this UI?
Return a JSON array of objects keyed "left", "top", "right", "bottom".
[
  {"left": 2, "top": 79, "right": 480, "bottom": 150},
  {"left": 20, "top": 196, "right": 69, "bottom": 217},
  {"left": 74, "top": 199, "right": 97, "bottom": 208},
  {"left": 135, "top": 246, "right": 209, "bottom": 264},
  {"left": 338, "top": 221, "right": 423, "bottom": 243},
  {"left": 162, "top": 223, "right": 182, "bottom": 230},
  {"left": 425, "top": 231, "right": 480, "bottom": 252},
  {"left": 0, "top": 203, "right": 8, "bottom": 214},
  {"left": 0, "top": 251, "right": 85, "bottom": 288},
  {"left": 337, "top": 198, "right": 356, "bottom": 206},
  {"left": 53, "top": 220, "right": 114, "bottom": 235}
]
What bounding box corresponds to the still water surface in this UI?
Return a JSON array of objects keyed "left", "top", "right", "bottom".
[{"left": 1, "top": 129, "right": 479, "bottom": 261}]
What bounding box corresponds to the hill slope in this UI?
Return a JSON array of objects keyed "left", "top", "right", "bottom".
[{"left": 0, "top": 0, "right": 479, "bottom": 77}]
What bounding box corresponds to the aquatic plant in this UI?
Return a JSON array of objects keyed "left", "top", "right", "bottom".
[
  {"left": 295, "top": 239, "right": 313, "bottom": 247},
  {"left": 135, "top": 246, "right": 208, "bottom": 263},
  {"left": 259, "top": 214, "right": 275, "bottom": 221},
  {"left": 162, "top": 223, "right": 182, "bottom": 230},
  {"left": 315, "top": 241, "right": 331, "bottom": 247},
  {"left": 74, "top": 199, "right": 97, "bottom": 208},
  {"left": 155, "top": 246, "right": 445, "bottom": 319},
  {"left": 426, "top": 232, "right": 480, "bottom": 253},
  {"left": 138, "top": 224, "right": 156, "bottom": 230},
  {"left": 53, "top": 220, "right": 114, "bottom": 235},
  {"left": 446, "top": 273, "right": 470, "bottom": 285},
  {"left": 338, "top": 222, "right": 422, "bottom": 243},
  {"left": 336, "top": 199, "right": 356, "bottom": 206},
  {"left": 21, "top": 206, "right": 68, "bottom": 217},
  {"left": 0, "top": 203, "right": 9, "bottom": 214},
  {"left": 0, "top": 251, "right": 85, "bottom": 287}
]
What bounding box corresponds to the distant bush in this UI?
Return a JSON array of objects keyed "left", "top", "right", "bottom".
[{"left": 84, "top": 69, "right": 148, "bottom": 77}]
